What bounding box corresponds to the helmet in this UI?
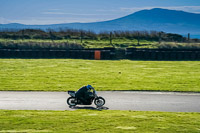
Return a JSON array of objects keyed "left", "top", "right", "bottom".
[{"left": 86, "top": 85, "right": 93, "bottom": 90}]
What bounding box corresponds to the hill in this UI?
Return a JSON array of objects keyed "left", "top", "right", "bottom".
[{"left": 1, "top": 8, "right": 200, "bottom": 37}]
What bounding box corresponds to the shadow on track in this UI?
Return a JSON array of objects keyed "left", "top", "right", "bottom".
[{"left": 69, "top": 106, "right": 109, "bottom": 111}]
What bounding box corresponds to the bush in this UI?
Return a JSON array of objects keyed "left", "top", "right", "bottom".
[
  {"left": 158, "top": 42, "right": 200, "bottom": 49},
  {"left": 0, "top": 40, "right": 83, "bottom": 50}
]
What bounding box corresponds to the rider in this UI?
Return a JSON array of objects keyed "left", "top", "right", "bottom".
[{"left": 75, "top": 85, "right": 95, "bottom": 104}]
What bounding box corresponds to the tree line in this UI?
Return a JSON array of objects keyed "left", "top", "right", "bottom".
[{"left": 1, "top": 28, "right": 198, "bottom": 42}]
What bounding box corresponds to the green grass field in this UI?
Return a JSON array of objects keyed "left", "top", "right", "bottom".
[
  {"left": 1, "top": 60, "right": 200, "bottom": 132},
  {"left": 0, "top": 110, "right": 200, "bottom": 133},
  {"left": 0, "top": 38, "right": 156, "bottom": 48},
  {"left": 1, "top": 38, "right": 200, "bottom": 49},
  {"left": 0, "top": 59, "right": 200, "bottom": 92}
]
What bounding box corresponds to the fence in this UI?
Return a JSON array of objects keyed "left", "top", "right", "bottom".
[
  {"left": 126, "top": 48, "right": 200, "bottom": 60},
  {"left": 0, "top": 48, "right": 114, "bottom": 60},
  {"left": 0, "top": 48, "right": 200, "bottom": 60}
]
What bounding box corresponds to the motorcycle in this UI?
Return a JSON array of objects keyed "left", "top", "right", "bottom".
[{"left": 67, "top": 90, "right": 105, "bottom": 108}]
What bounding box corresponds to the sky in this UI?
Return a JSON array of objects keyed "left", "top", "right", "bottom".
[{"left": 1, "top": 0, "right": 200, "bottom": 25}]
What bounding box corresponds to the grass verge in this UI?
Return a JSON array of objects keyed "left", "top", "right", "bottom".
[
  {"left": 0, "top": 38, "right": 156, "bottom": 49},
  {"left": 0, "top": 110, "right": 200, "bottom": 133},
  {"left": 0, "top": 59, "right": 200, "bottom": 92}
]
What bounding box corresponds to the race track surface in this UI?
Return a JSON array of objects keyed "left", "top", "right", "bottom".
[{"left": 0, "top": 91, "right": 200, "bottom": 112}]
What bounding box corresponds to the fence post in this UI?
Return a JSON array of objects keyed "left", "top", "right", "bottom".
[
  {"left": 159, "top": 32, "right": 162, "bottom": 44},
  {"left": 137, "top": 32, "right": 140, "bottom": 45},
  {"left": 188, "top": 33, "right": 190, "bottom": 43},
  {"left": 110, "top": 32, "right": 112, "bottom": 45},
  {"left": 80, "top": 31, "right": 83, "bottom": 44}
]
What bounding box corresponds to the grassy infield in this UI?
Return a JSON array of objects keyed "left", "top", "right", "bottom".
[
  {"left": 0, "top": 59, "right": 200, "bottom": 132},
  {"left": 0, "top": 59, "right": 200, "bottom": 92},
  {"left": 0, "top": 110, "right": 200, "bottom": 133}
]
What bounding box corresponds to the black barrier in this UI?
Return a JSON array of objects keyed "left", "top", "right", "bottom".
[
  {"left": 191, "top": 52, "right": 196, "bottom": 60},
  {"left": 197, "top": 52, "right": 200, "bottom": 59},
  {"left": 183, "top": 52, "right": 189, "bottom": 60},
  {"left": 151, "top": 52, "right": 157, "bottom": 60},
  {"left": 177, "top": 52, "right": 183, "bottom": 60},
  {"left": 0, "top": 48, "right": 200, "bottom": 60},
  {"left": 169, "top": 52, "right": 176, "bottom": 60},
  {"left": 0, "top": 49, "right": 111, "bottom": 59},
  {"left": 157, "top": 52, "right": 163, "bottom": 60},
  {"left": 126, "top": 48, "right": 200, "bottom": 60},
  {"left": 143, "top": 51, "right": 151, "bottom": 60},
  {"left": 102, "top": 51, "right": 111, "bottom": 59}
]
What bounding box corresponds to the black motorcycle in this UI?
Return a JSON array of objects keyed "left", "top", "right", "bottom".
[{"left": 67, "top": 90, "right": 105, "bottom": 108}]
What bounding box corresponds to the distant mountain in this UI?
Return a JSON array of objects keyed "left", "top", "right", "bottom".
[{"left": 1, "top": 8, "right": 200, "bottom": 37}]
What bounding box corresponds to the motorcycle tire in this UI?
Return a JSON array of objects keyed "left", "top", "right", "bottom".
[
  {"left": 94, "top": 97, "right": 105, "bottom": 107},
  {"left": 67, "top": 97, "right": 77, "bottom": 106}
]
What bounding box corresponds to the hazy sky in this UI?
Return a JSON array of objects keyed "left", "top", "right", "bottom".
[{"left": 1, "top": 0, "right": 200, "bottom": 25}]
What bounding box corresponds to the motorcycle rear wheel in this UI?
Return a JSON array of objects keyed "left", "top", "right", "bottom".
[
  {"left": 67, "top": 97, "right": 77, "bottom": 106},
  {"left": 94, "top": 97, "right": 105, "bottom": 107}
]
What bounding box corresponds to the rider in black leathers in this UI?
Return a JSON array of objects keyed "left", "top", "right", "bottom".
[{"left": 75, "top": 85, "right": 95, "bottom": 104}]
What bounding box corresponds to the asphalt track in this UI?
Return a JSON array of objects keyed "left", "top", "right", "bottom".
[{"left": 0, "top": 91, "right": 200, "bottom": 112}]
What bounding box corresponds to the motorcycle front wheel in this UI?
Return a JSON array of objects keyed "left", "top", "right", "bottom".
[
  {"left": 94, "top": 97, "right": 105, "bottom": 107},
  {"left": 67, "top": 97, "right": 77, "bottom": 106}
]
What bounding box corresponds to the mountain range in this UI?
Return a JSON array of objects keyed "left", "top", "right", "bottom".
[{"left": 1, "top": 8, "right": 200, "bottom": 38}]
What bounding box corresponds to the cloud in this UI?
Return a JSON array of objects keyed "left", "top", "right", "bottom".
[
  {"left": 96, "top": 9, "right": 119, "bottom": 12},
  {"left": 48, "top": 9, "right": 61, "bottom": 11},
  {"left": 42, "top": 12, "right": 67, "bottom": 15},
  {"left": 42, "top": 12, "right": 112, "bottom": 16},
  {"left": 4, "top": 6, "right": 200, "bottom": 25},
  {"left": 0, "top": 17, "right": 11, "bottom": 24},
  {"left": 42, "top": 8, "right": 117, "bottom": 16},
  {"left": 167, "top": 6, "right": 200, "bottom": 13},
  {"left": 120, "top": 6, "right": 200, "bottom": 13},
  {"left": 1, "top": 17, "right": 111, "bottom": 25},
  {"left": 42, "top": 11, "right": 115, "bottom": 16}
]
